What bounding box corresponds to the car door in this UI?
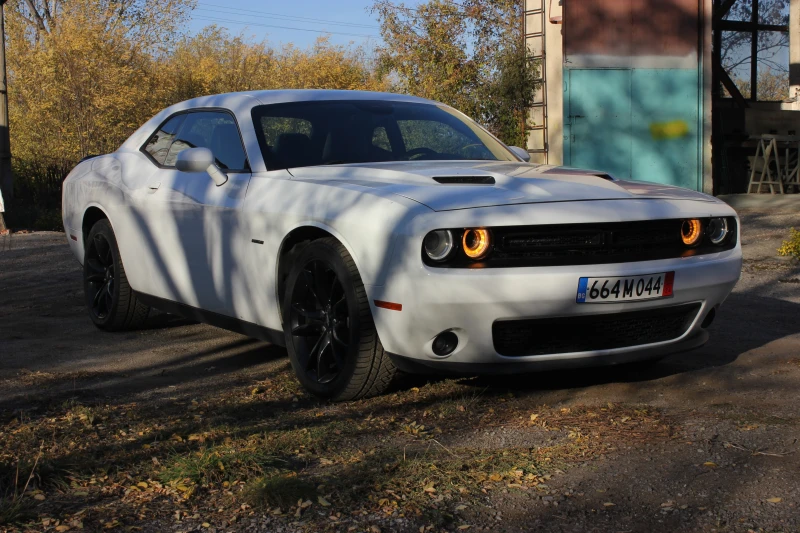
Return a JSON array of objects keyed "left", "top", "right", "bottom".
[{"left": 138, "top": 109, "right": 252, "bottom": 316}]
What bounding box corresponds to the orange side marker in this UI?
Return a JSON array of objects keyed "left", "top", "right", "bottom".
[{"left": 374, "top": 300, "right": 402, "bottom": 311}]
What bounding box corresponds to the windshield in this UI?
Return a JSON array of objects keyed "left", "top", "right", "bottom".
[{"left": 251, "top": 100, "right": 518, "bottom": 171}]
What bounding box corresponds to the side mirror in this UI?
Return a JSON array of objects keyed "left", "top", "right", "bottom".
[
  {"left": 175, "top": 147, "right": 228, "bottom": 186},
  {"left": 508, "top": 146, "right": 531, "bottom": 162}
]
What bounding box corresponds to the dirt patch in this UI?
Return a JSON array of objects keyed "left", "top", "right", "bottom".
[{"left": 1, "top": 214, "right": 800, "bottom": 532}]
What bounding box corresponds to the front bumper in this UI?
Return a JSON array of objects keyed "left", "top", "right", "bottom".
[{"left": 368, "top": 247, "right": 741, "bottom": 371}]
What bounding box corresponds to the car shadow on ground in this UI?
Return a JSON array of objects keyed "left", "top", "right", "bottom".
[{"left": 433, "top": 290, "right": 800, "bottom": 397}]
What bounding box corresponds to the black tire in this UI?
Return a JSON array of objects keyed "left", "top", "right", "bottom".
[
  {"left": 282, "top": 238, "right": 396, "bottom": 401},
  {"left": 83, "top": 219, "right": 149, "bottom": 331}
]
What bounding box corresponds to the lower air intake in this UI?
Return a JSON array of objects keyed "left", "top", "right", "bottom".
[{"left": 493, "top": 303, "right": 701, "bottom": 357}]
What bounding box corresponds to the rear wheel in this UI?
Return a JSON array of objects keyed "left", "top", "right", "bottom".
[
  {"left": 282, "top": 238, "right": 396, "bottom": 401},
  {"left": 83, "top": 219, "right": 149, "bottom": 331}
]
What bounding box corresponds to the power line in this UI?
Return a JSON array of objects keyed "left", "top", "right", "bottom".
[
  {"left": 191, "top": 15, "right": 379, "bottom": 38},
  {"left": 196, "top": 2, "right": 381, "bottom": 29}
]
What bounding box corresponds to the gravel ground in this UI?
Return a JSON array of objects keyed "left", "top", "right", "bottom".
[{"left": 1, "top": 208, "right": 799, "bottom": 532}]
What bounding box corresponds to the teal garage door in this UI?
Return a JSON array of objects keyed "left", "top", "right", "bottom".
[{"left": 565, "top": 68, "right": 701, "bottom": 190}]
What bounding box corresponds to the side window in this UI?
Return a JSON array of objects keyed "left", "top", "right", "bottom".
[
  {"left": 143, "top": 114, "right": 186, "bottom": 165},
  {"left": 165, "top": 111, "right": 248, "bottom": 170}
]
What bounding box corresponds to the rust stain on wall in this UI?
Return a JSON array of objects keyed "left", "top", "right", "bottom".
[{"left": 565, "top": 0, "right": 699, "bottom": 59}]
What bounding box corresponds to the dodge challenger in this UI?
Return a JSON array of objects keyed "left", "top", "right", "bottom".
[{"left": 62, "top": 90, "right": 742, "bottom": 400}]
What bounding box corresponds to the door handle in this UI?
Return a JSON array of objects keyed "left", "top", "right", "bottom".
[{"left": 148, "top": 181, "right": 161, "bottom": 191}]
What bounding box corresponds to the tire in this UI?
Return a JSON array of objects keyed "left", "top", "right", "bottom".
[
  {"left": 282, "top": 237, "right": 396, "bottom": 401},
  {"left": 83, "top": 219, "right": 150, "bottom": 331}
]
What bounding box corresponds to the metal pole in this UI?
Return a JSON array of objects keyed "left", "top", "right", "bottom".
[{"left": 0, "top": 0, "right": 12, "bottom": 206}]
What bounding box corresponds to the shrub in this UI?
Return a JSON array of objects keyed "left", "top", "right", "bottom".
[{"left": 778, "top": 228, "right": 800, "bottom": 260}]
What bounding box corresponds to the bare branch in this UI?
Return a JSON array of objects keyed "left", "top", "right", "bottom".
[{"left": 23, "top": 0, "right": 48, "bottom": 33}]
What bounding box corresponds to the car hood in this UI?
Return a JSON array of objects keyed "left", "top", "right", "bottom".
[{"left": 287, "top": 161, "right": 718, "bottom": 211}]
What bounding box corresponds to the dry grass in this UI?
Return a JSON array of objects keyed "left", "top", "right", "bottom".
[{"left": 0, "top": 369, "right": 675, "bottom": 531}]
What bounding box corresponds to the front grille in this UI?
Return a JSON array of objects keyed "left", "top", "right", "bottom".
[
  {"left": 423, "top": 218, "right": 737, "bottom": 268},
  {"left": 493, "top": 303, "right": 701, "bottom": 357}
]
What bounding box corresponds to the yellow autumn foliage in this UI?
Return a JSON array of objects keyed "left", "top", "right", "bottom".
[{"left": 5, "top": 0, "right": 387, "bottom": 196}]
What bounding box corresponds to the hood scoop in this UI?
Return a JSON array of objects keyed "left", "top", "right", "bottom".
[{"left": 433, "top": 176, "right": 496, "bottom": 185}]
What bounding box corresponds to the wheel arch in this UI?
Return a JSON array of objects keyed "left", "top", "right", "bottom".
[
  {"left": 82, "top": 204, "right": 112, "bottom": 244},
  {"left": 275, "top": 223, "right": 363, "bottom": 323}
]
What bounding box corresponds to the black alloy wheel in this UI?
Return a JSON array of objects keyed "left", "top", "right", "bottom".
[
  {"left": 85, "top": 231, "right": 116, "bottom": 320},
  {"left": 288, "top": 259, "right": 351, "bottom": 384},
  {"left": 283, "top": 238, "right": 396, "bottom": 401},
  {"left": 83, "top": 219, "right": 149, "bottom": 330}
]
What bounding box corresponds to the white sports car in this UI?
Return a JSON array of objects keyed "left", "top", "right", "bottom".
[{"left": 62, "top": 90, "right": 742, "bottom": 400}]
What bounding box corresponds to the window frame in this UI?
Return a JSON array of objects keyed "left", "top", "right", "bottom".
[
  {"left": 714, "top": 0, "right": 790, "bottom": 103},
  {"left": 139, "top": 107, "right": 251, "bottom": 172}
]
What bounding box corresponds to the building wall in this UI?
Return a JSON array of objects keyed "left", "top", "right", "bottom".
[
  {"left": 525, "top": 0, "right": 564, "bottom": 165},
  {"left": 529, "top": 0, "right": 711, "bottom": 192},
  {"left": 563, "top": 0, "right": 705, "bottom": 191}
]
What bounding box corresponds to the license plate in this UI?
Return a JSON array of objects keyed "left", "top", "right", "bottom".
[{"left": 576, "top": 272, "right": 674, "bottom": 303}]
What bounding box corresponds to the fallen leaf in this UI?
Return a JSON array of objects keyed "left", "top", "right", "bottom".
[
  {"left": 455, "top": 504, "right": 467, "bottom": 511},
  {"left": 202, "top": 523, "right": 210, "bottom": 528},
  {"left": 703, "top": 462, "right": 718, "bottom": 468},
  {"left": 318, "top": 496, "right": 331, "bottom": 507},
  {"left": 489, "top": 473, "right": 503, "bottom": 482},
  {"left": 530, "top": 414, "right": 539, "bottom": 421},
  {"left": 136, "top": 482, "right": 148, "bottom": 489},
  {"left": 34, "top": 494, "right": 46, "bottom": 501},
  {"left": 766, "top": 497, "right": 782, "bottom": 503},
  {"left": 55, "top": 526, "right": 70, "bottom": 532},
  {"left": 319, "top": 458, "right": 334, "bottom": 466},
  {"left": 603, "top": 502, "right": 615, "bottom": 507},
  {"left": 458, "top": 526, "right": 471, "bottom": 530}
]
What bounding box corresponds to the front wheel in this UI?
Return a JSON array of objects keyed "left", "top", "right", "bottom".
[
  {"left": 83, "top": 219, "right": 149, "bottom": 330},
  {"left": 282, "top": 238, "right": 396, "bottom": 401}
]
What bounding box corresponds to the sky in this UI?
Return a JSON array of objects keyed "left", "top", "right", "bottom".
[{"left": 186, "top": 0, "right": 408, "bottom": 50}]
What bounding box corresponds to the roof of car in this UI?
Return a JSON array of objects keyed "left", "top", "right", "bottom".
[
  {"left": 180, "top": 89, "right": 436, "bottom": 108},
  {"left": 119, "top": 89, "right": 442, "bottom": 158}
]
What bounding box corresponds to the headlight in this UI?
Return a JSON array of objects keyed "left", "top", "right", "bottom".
[
  {"left": 681, "top": 219, "right": 703, "bottom": 247},
  {"left": 707, "top": 217, "right": 730, "bottom": 245},
  {"left": 462, "top": 228, "right": 492, "bottom": 259},
  {"left": 423, "top": 230, "right": 455, "bottom": 261}
]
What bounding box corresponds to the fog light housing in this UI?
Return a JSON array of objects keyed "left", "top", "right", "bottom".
[
  {"left": 681, "top": 219, "right": 703, "bottom": 247},
  {"left": 432, "top": 331, "right": 458, "bottom": 356}
]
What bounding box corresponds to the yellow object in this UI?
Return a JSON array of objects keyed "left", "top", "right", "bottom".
[
  {"left": 681, "top": 219, "right": 702, "bottom": 247},
  {"left": 462, "top": 228, "right": 492, "bottom": 259},
  {"left": 777, "top": 228, "right": 800, "bottom": 259},
  {"left": 650, "top": 120, "right": 690, "bottom": 140}
]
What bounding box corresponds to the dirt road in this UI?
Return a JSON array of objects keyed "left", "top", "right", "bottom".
[{"left": 1, "top": 209, "right": 799, "bottom": 532}]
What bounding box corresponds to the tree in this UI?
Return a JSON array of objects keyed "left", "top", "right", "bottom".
[
  {"left": 372, "top": 0, "right": 538, "bottom": 146},
  {"left": 6, "top": 0, "right": 194, "bottom": 168},
  {"left": 4, "top": 0, "right": 388, "bottom": 211}
]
